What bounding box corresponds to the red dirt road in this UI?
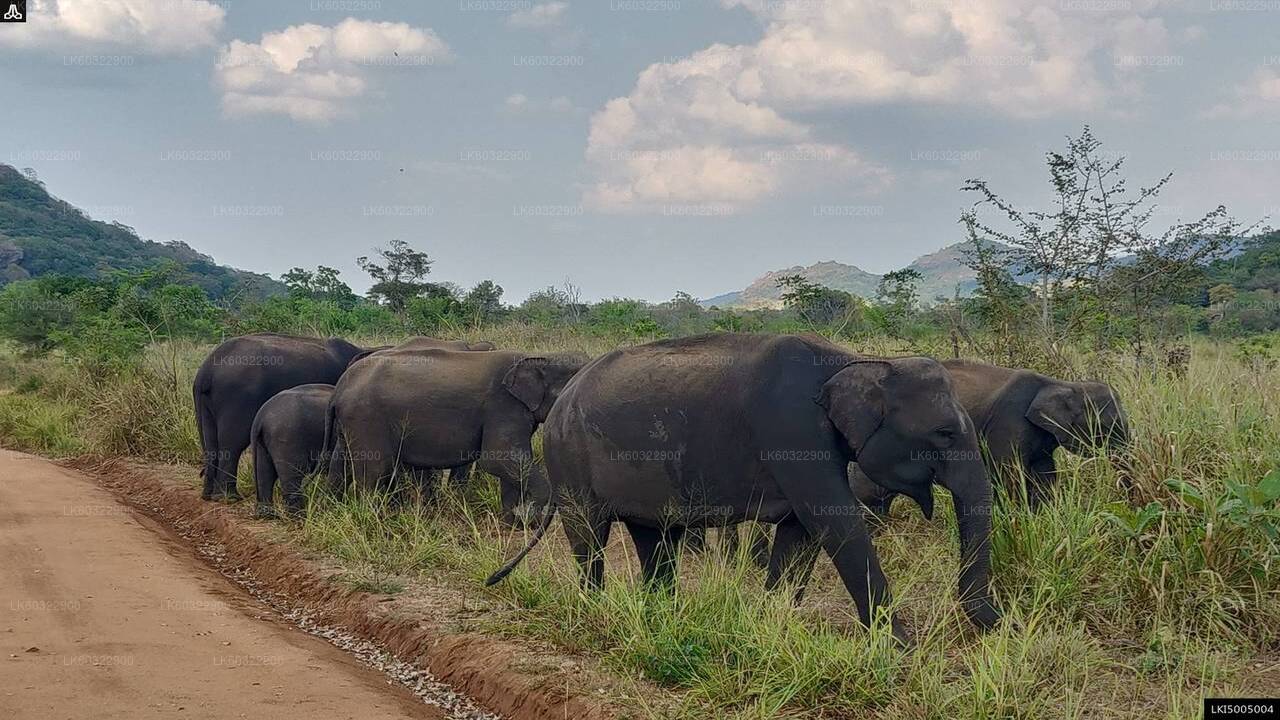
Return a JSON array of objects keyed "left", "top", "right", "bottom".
[{"left": 0, "top": 450, "right": 444, "bottom": 720}]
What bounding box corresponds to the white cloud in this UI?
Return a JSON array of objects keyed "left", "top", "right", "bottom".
[
  {"left": 585, "top": 0, "right": 1184, "bottom": 212},
  {"left": 1204, "top": 67, "right": 1280, "bottom": 119},
  {"left": 506, "top": 2, "right": 569, "bottom": 30},
  {"left": 503, "top": 92, "right": 577, "bottom": 114},
  {"left": 214, "top": 18, "right": 450, "bottom": 123},
  {"left": 0, "top": 0, "right": 225, "bottom": 54}
]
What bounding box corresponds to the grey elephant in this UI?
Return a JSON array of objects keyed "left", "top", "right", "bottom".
[
  {"left": 194, "top": 334, "right": 365, "bottom": 502},
  {"left": 486, "top": 333, "right": 999, "bottom": 641},
  {"left": 343, "top": 336, "right": 497, "bottom": 486},
  {"left": 857, "top": 359, "right": 1128, "bottom": 513},
  {"left": 251, "top": 383, "right": 334, "bottom": 518},
  {"left": 325, "top": 347, "right": 586, "bottom": 519},
  {"left": 349, "top": 337, "right": 496, "bottom": 365},
  {"left": 752, "top": 358, "right": 1130, "bottom": 601},
  {"left": 194, "top": 334, "right": 490, "bottom": 502}
]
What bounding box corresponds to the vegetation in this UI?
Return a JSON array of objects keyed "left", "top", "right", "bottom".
[
  {"left": 0, "top": 129, "right": 1276, "bottom": 717},
  {"left": 0, "top": 333, "right": 1275, "bottom": 718},
  {"left": 0, "top": 164, "right": 281, "bottom": 300}
]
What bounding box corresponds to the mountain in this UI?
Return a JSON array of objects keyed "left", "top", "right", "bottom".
[
  {"left": 0, "top": 164, "right": 283, "bottom": 300},
  {"left": 701, "top": 242, "right": 1009, "bottom": 309}
]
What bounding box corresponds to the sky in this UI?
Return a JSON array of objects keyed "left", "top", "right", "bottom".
[{"left": 1, "top": 0, "right": 1277, "bottom": 303}]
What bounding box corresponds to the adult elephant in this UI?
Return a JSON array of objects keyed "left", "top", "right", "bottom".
[
  {"left": 350, "top": 337, "right": 496, "bottom": 365},
  {"left": 486, "top": 333, "right": 1000, "bottom": 640},
  {"left": 325, "top": 348, "right": 586, "bottom": 520},
  {"left": 251, "top": 383, "right": 334, "bottom": 518},
  {"left": 752, "top": 360, "right": 1130, "bottom": 595},
  {"left": 193, "top": 334, "right": 365, "bottom": 502},
  {"left": 856, "top": 360, "right": 1128, "bottom": 513}
]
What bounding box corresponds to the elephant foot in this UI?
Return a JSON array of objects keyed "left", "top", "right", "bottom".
[
  {"left": 200, "top": 490, "right": 217, "bottom": 501},
  {"left": 254, "top": 503, "right": 278, "bottom": 520}
]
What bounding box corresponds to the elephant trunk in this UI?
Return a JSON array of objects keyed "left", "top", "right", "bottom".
[{"left": 941, "top": 451, "right": 1000, "bottom": 629}]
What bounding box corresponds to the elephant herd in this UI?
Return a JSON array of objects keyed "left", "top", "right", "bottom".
[{"left": 193, "top": 331, "right": 1128, "bottom": 642}]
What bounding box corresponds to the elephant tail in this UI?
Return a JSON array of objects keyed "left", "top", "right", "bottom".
[
  {"left": 193, "top": 371, "right": 218, "bottom": 481},
  {"left": 484, "top": 503, "right": 556, "bottom": 586},
  {"left": 321, "top": 398, "right": 338, "bottom": 461},
  {"left": 250, "top": 419, "right": 276, "bottom": 508}
]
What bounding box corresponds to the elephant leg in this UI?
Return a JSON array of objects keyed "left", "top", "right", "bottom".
[
  {"left": 1025, "top": 455, "right": 1058, "bottom": 510},
  {"left": 476, "top": 430, "right": 541, "bottom": 526},
  {"left": 564, "top": 511, "right": 612, "bottom": 591},
  {"left": 206, "top": 413, "right": 245, "bottom": 501},
  {"left": 770, "top": 464, "right": 902, "bottom": 639},
  {"left": 749, "top": 523, "right": 772, "bottom": 568},
  {"left": 448, "top": 463, "right": 473, "bottom": 488},
  {"left": 765, "top": 516, "right": 821, "bottom": 604},
  {"left": 627, "top": 522, "right": 684, "bottom": 589},
  {"left": 281, "top": 468, "right": 306, "bottom": 519}
]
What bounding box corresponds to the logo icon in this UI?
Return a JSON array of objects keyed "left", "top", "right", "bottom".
[{"left": 1, "top": 1, "right": 25, "bottom": 23}]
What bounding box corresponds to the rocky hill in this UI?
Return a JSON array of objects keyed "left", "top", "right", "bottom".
[{"left": 701, "top": 241, "right": 1011, "bottom": 309}]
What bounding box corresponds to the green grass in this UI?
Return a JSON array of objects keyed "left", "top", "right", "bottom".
[{"left": 0, "top": 331, "right": 1275, "bottom": 718}]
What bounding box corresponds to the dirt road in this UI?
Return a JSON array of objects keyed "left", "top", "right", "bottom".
[{"left": 0, "top": 449, "right": 447, "bottom": 720}]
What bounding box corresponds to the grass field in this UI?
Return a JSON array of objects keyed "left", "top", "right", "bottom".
[{"left": 1, "top": 328, "right": 1277, "bottom": 719}]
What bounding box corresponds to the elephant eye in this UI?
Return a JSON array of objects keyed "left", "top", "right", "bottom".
[{"left": 933, "top": 427, "right": 956, "bottom": 445}]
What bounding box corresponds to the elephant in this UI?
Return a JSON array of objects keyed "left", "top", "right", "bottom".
[
  {"left": 856, "top": 359, "right": 1129, "bottom": 514},
  {"left": 342, "top": 336, "right": 498, "bottom": 486},
  {"left": 250, "top": 383, "right": 334, "bottom": 519},
  {"left": 751, "top": 359, "right": 1130, "bottom": 601},
  {"left": 486, "top": 333, "right": 1000, "bottom": 641},
  {"left": 349, "top": 337, "right": 496, "bottom": 366},
  {"left": 194, "top": 334, "right": 492, "bottom": 502},
  {"left": 193, "top": 334, "right": 365, "bottom": 502},
  {"left": 325, "top": 347, "right": 587, "bottom": 519}
]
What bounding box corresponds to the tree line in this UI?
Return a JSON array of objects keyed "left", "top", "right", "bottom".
[{"left": 0, "top": 128, "right": 1276, "bottom": 374}]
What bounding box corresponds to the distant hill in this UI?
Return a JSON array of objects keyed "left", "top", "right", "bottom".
[
  {"left": 0, "top": 164, "right": 282, "bottom": 300},
  {"left": 701, "top": 241, "right": 1014, "bottom": 309}
]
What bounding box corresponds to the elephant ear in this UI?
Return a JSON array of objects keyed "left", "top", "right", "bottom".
[
  {"left": 816, "top": 361, "right": 890, "bottom": 456},
  {"left": 503, "top": 357, "right": 548, "bottom": 412},
  {"left": 1026, "top": 383, "right": 1085, "bottom": 447}
]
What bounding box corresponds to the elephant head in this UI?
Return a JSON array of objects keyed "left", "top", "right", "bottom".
[
  {"left": 819, "top": 356, "right": 999, "bottom": 628},
  {"left": 502, "top": 354, "right": 589, "bottom": 422},
  {"left": 1027, "top": 380, "right": 1128, "bottom": 454}
]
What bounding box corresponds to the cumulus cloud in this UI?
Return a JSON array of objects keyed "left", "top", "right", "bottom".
[
  {"left": 0, "top": 0, "right": 225, "bottom": 54},
  {"left": 506, "top": 2, "right": 569, "bottom": 30},
  {"left": 585, "top": 0, "right": 1184, "bottom": 212},
  {"left": 214, "top": 18, "right": 450, "bottom": 123},
  {"left": 1204, "top": 66, "right": 1280, "bottom": 119}
]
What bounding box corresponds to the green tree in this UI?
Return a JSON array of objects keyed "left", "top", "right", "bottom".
[
  {"left": 0, "top": 278, "right": 76, "bottom": 353},
  {"left": 281, "top": 265, "right": 358, "bottom": 308},
  {"left": 357, "top": 240, "right": 436, "bottom": 312},
  {"left": 776, "top": 274, "right": 863, "bottom": 335},
  {"left": 460, "top": 280, "right": 506, "bottom": 326}
]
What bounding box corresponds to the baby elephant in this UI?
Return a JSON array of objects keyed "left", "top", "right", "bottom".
[{"left": 251, "top": 383, "right": 335, "bottom": 519}]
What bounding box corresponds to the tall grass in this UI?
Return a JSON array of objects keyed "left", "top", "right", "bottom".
[{"left": 0, "top": 330, "right": 1275, "bottom": 718}]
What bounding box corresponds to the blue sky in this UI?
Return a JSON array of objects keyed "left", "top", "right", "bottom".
[{"left": 1, "top": 0, "right": 1277, "bottom": 302}]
